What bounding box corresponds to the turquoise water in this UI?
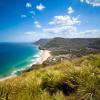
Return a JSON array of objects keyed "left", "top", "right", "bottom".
[{"left": 0, "top": 43, "right": 40, "bottom": 78}]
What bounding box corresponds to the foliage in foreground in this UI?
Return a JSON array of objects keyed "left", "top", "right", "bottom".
[{"left": 0, "top": 54, "right": 100, "bottom": 100}]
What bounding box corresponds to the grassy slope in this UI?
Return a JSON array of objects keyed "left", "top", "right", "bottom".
[{"left": 0, "top": 54, "right": 100, "bottom": 100}]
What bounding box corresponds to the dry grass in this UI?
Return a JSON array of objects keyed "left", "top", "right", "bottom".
[{"left": 0, "top": 54, "right": 100, "bottom": 100}]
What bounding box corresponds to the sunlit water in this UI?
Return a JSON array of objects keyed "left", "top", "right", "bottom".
[{"left": 0, "top": 43, "right": 40, "bottom": 78}]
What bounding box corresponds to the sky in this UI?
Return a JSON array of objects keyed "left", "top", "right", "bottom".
[{"left": 0, "top": 0, "right": 100, "bottom": 42}]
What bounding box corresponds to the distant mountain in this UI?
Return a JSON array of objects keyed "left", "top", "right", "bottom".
[{"left": 34, "top": 37, "right": 100, "bottom": 50}]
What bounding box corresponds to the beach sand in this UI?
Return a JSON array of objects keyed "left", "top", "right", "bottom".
[
  {"left": 38, "top": 50, "right": 51, "bottom": 64},
  {"left": 0, "top": 50, "right": 51, "bottom": 81}
]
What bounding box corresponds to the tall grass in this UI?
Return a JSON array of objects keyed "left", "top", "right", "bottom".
[{"left": 0, "top": 54, "right": 100, "bottom": 100}]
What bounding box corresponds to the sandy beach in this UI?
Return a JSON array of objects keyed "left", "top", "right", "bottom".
[
  {"left": 0, "top": 50, "right": 51, "bottom": 81},
  {"left": 38, "top": 50, "right": 51, "bottom": 64}
]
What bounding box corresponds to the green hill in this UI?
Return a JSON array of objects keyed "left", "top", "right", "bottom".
[
  {"left": 34, "top": 38, "right": 100, "bottom": 50},
  {"left": 34, "top": 38, "right": 100, "bottom": 56}
]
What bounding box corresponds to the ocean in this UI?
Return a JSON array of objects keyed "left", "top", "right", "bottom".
[{"left": 0, "top": 43, "right": 40, "bottom": 78}]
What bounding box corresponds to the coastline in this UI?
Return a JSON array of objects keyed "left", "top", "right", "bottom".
[
  {"left": 0, "top": 50, "right": 51, "bottom": 81},
  {"left": 37, "top": 50, "right": 51, "bottom": 64}
]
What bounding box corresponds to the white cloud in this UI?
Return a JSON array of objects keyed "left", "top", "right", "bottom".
[
  {"left": 24, "top": 29, "right": 100, "bottom": 40},
  {"left": 43, "top": 26, "right": 77, "bottom": 37},
  {"left": 80, "top": 0, "right": 100, "bottom": 6},
  {"left": 30, "top": 11, "right": 35, "bottom": 18},
  {"left": 26, "top": 2, "right": 32, "bottom": 8},
  {"left": 44, "top": 14, "right": 80, "bottom": 37},
  {"left": 34, "top": 21, "right": 39, "bottom": 24},
  {"left": 68, "top": 6, "right": 74, "bottom": 14},
  {"left": 44, "top": 28, "right": 100, "bottom": 38},
  {"left": 36, "top": 4, "right": 45, "bottom": 11},
  {"left": 80, "top": 0, "right": 84, "bottom": 2},
  {"left": 30, "top": 11, "right": 35, "bottom": 15},
  {"left": 49, "top": 15, "right": 80, "bottom": 26},
  {"left": 35, "top": 24, "right": 42, "bottom": 28},
  {"left": 79, "top": 29, "right": 100, "bottom": 38},
  {"left": 25, "top": 32, "right": 36, "bottom": 35},
  {"left": 21, "top": 14, "right": 27, "bottom": 18},
  {"left": 34, "top": 21, "right": 42, "bottom": 28}
]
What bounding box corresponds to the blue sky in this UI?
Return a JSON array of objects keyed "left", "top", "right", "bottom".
[{"left": 0, "top": 0, "right": 100, "bottom": 42}]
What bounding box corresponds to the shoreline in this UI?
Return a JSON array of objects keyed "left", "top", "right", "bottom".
[
  {"left": 0, "top": 50, "right": 51, "bottom": 81},
  {"left": 37, "top": 50, "right": 51, "bottom": 64}
]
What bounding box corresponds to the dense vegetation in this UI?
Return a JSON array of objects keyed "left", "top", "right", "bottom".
[
  {"left": 0, "top": 54, "right": 100, "bottom": 100},
  {"left": 34, "top": 38, "right": 100, "bottom": 50},
  {"left": 34, "top": 38, "right": 100, "bottom": 56}
]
